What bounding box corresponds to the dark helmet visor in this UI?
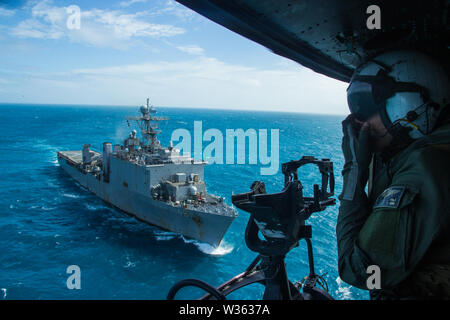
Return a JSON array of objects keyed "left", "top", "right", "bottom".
[
  {"left": 347, "top": 69, "right": 429, "bottom": 122},
  {"left": 346, "top": 80, "right": 382, "bottom": 121}
]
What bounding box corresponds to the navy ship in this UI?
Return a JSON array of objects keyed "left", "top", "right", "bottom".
[{"left": 57, "top": 99, "right": 237, "bottom": 247}]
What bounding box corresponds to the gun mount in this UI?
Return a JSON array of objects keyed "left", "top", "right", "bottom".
[{"left": 167, "top": 156, "right": 336, "bottom": 300}]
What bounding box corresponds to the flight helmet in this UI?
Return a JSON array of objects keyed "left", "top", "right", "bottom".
[{"left": 347, "top": 50, "right": 450, "bottom": 140}]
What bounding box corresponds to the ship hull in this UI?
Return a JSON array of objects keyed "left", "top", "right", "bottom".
[{"left": 57, "top": 154, "right": 235, "bottom": 247}]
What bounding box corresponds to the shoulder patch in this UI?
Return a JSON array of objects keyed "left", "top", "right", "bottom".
[{"left": 373, "top": 186, "right": 406, "bottom": 209}]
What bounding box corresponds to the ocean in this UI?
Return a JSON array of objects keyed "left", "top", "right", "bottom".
[{"left": 0, "top": 104, "right": 368, "bottom": 300}]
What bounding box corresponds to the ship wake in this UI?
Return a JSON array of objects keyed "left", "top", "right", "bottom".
[
  {"left": 152, "top": 230, "right": 233, "bottom": 255},
  {"left": 181, "top": 236, "right": 234, "bottom": 256}
]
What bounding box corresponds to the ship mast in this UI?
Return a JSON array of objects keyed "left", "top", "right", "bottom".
[{"left": 126, "top": 98, "right": 169, "bottom": 153}]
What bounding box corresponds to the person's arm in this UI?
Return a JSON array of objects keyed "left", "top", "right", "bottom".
[
  {"left": 335, "top": 116, "right": 374, "bottom": 289},
  {"left": 336, "top": 174, "right": 372, "bottom": 289},
  {"left": 336, "top": 145, "right": 447, "bottom": 290}
]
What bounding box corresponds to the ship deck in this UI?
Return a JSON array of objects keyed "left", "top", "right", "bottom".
[{"left": 57, "top": 150, "right": 101, "bottom": 166}]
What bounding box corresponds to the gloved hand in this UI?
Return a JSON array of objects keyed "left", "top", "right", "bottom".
[{"left": 340, "top": 115, "right": 373, "bottom": 201}]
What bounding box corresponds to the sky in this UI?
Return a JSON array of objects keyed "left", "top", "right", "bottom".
[{"left": 0, "top": 0, "right": 349, "bottom": 114}]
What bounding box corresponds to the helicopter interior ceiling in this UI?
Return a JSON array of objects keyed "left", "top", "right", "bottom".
[{"left": 176, "top": 0, "right": 449, "bottom": 82}]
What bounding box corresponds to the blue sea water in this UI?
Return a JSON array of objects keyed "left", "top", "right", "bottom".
[{"left": 0, "top": 104, "right": 368, "bottom": 300}]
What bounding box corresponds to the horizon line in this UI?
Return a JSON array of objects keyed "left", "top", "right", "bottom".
[{"left": 0, "top": 101, "right": 348, "bottom": 117}]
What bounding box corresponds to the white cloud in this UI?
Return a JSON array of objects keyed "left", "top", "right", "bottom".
[
  {"left": 0, "top": 56, "right": 348, "bottom": 114},
  {"left": 149, "top": 0, "right": 197, "bottom": 21},
  {"left": 0, "top": 7, "right": 15, "bottom": 16},
  {"left": 9, "top": 0, "right": 185, "bottom": 48},
  {"left": 177, "top": 45, "right": 204, "bottom": 55},
  {"left": 119, "top": 0, "right": 148, "bottom": 7},
  {"left": 12, "top": 18, "right": 63, "bottom": 39}
]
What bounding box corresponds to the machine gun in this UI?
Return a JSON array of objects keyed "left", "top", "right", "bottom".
[{"left": 167, "top": 156, "right": 336, "bottom": 300}]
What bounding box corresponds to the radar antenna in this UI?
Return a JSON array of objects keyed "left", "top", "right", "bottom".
[{"left": 125, "top": 98, "right": 169, "bottom": 153}]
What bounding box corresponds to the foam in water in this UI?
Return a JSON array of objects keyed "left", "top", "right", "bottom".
[
  {"left": 62, "top": 193, "right": 80, "bottom": 199},
  {"left": 84, "top": 203, "right": 108, "bottom": 211},
  {"left": 181, "top": 236, "right": 234, "bottom": 256},
  {"left": 155, "top": 234, "right": 176, "bottom": 241},
  {"left": 123, "top": 255, "right": 137, "bottom": 269},
  {"left": 335, "top": 277, "right": 353, "bottom": 300},
  {"left": 153, "top": 230, "right": 178, "bottom": 241},
  {"left": 154, "top": 230, "right": 234, "bottom": 255},
  {"left": 41, "top": 206, "right": 56, "bottom": 211}
]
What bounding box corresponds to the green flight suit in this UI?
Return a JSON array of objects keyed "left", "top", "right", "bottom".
[{"left": 336, "top": 122, "right": 450, "bottom": 299}]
